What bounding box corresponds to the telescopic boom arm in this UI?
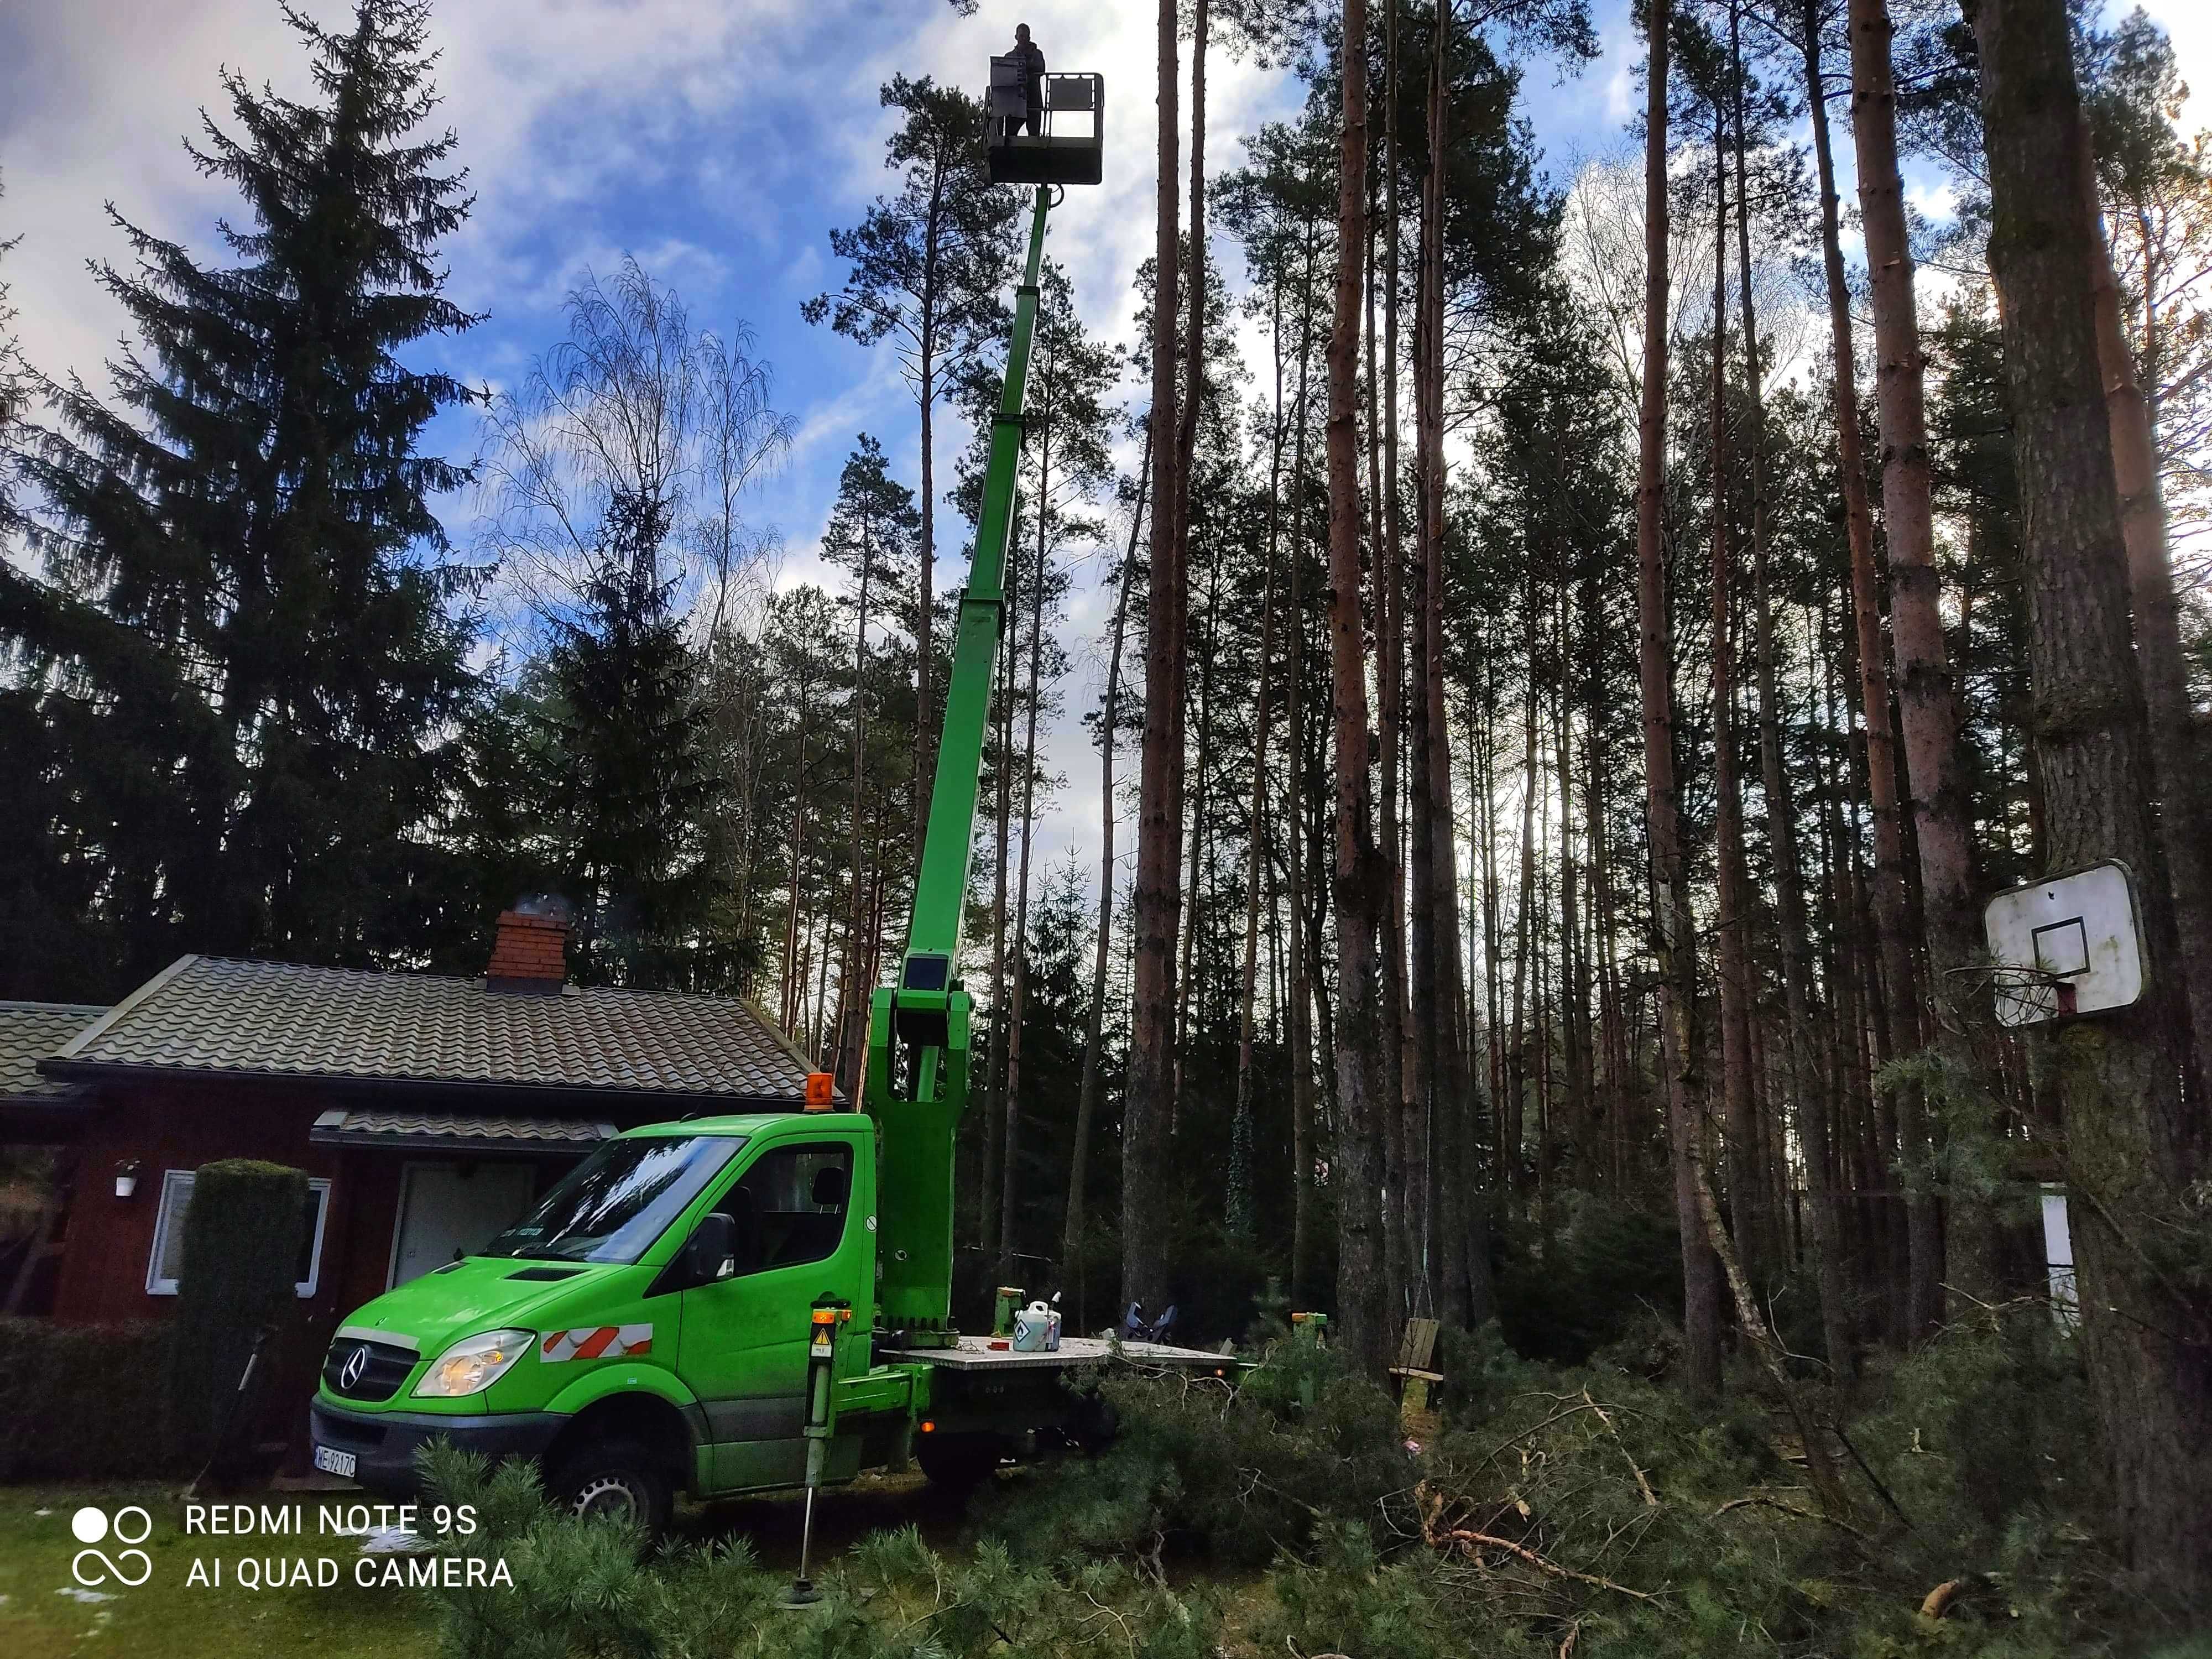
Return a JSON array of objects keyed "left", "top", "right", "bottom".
[{"left": 864, "top": 185, "right": 1052, "bottom": 1343}]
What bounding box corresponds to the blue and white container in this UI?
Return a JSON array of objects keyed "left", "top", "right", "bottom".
[{"left": 1012, "top": 1300, "right": 1062, "bottom": 1353}]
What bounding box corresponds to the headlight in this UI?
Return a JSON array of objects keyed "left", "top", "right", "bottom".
[{"left": 413, "top": 1329, "right": 533, "bottom": 1398}]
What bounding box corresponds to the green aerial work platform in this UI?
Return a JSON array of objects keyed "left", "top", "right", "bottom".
[
  {"left": 987, "top": 65, "right": 1104, "bottom": 187},
  {"left": 304, "top": 54, "right": 1207, "bottom": 1549},
  {"left": 867, "top": 60, "right": 1104, "bottom": 1344}
]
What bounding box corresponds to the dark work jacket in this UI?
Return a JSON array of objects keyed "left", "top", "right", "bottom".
[{"left": 1011, "top": 42, "right": 1045, "bottom": 112}]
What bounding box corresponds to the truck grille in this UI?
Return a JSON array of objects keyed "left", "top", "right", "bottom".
[{"left": 322, "top": 1337, "right": 417, "bottom": 1403}]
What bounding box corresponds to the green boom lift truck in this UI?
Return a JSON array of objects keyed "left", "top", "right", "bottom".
[{"left": 307, "top": 69, "right": 1219, "bottom": 1532}]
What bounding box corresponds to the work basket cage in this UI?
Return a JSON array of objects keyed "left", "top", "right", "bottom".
[{"left": 987, "top": 62, "right": 1103, "bottom": 187}]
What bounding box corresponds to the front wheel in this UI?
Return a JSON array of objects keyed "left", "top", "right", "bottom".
[{"left": 548, "top": 1438, "right": 674, "bottom": 1538}]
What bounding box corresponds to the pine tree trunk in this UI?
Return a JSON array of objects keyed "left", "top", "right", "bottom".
[
  {"left": 1848, "top": 0, "right": 1972, "bottom": 1337},
  {"left": 1288, "top": 233, "right": 1321, "bottom": 1306},
  {"left": 1637, "top": 0, "right": 1723, "bottom": 1395},
  {"left": 1409, "top": 7, "right": 1485, "bottom": 1324},
  {"left": 1709, "top": 127, "right": 1764, "bottom": 1290},
  {"left": 917, "top": 346, "right": 936, "bottom": 842},
  {"left": 1123, "top": 0, "right": 1185, "bottom": 1317},
  {"left": 1176, "top": 0, "right": 1208, "bottom": 554},
  {"left": 1000, "top": 439, "right": 1050, "bottom": 1282},
  {"left": 841, "top": 529, "right": 875, "bottom": 1096},
  {"left": 1583, "top": 577, "right": 1629, "bottom": 1193},
  {"left": 1170, "top": 0, "right": 1212, "bottom": 1129},
  {"left": 1509, "top": 645, "right": 1537, "bottom": 1194},
  {"left": 812, "top": 896, "right": 834, "bottom": 1064},
  {"left": 1327, "top": 0, "right": 1390, "bottom": 1380},
  {"left": 1232, "top": 305, "right": 1288, "bottom": 1238},
  {"left": 983, "top": 596, "right": 1014, "bottom": 1258},
  {"left": 1370, "top": 142, "right": 1412, "bottom": 1326},
  {"left": 1066, "top": 430, "right": 1149, "bottom": 1305},
  {"left": 1478, "top": 664, "right": 1505, "bottom": 1142},
  {"left": 781, "top": 687, "right": 811, "bottom": 1036},
  {"left": 1552, "top": 644, "right": 1590, "bottom": 1200},
  {"left": 1976, "top": 0, "right": 2212, "bottom": 1595},
  {"left": 1382, "top": 0, "right": 1431, "bottom": 1316},
  {"left": 1173, "top": 565, "right": 1219, "bottom": 1120},
  {"left": 1406, "top": 7, "right": 1440, "bottom": 1308},
  {"left": 1802, "top": 0, "right": 1912, "bottom": 1338},
  {"left": 1751, "top": 5, "right": 1848, "bottom": 1375},
  {"left": 2077, "top": 131, "right": 2212, "bottom": 1093}
]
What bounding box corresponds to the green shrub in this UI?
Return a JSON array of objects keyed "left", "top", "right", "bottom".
[
  {"left": 973, "top": 1355, "right": 1412, "bottom": 1571},
  {"left": 161, "top": 1158, "right": 309, "bottom": 1473},
  {"left": 1849, "top": 1304, "right": 2122, "bottom": 1606},
  {"left": 1496, "top": 1198, "right": 1685, "bottom": 1364},
  {"left": 1264, "top": 1523, "right": 1550, "bottom": 1659},
  {"left": 418, "top": 1444, "right": 1223, "bottom": 1659},
  {"left": 0, "top": 1317, "right": 179, "bottom": 1479},
  {"left": 1431, "top": 1318, "right": 1552, "bottom": 1425},
  {"left": 419, "top": 1443, "right": 782, "bottom": 1659}
]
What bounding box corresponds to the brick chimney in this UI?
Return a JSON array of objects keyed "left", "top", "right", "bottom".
[{"left": 487, "top": 898, "right": 572, "bottom": 993}]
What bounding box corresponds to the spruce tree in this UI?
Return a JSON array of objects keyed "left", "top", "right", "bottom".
[
  {"left": 0, "top": 172, "right": 101, "bottom": 999},
  {"left": 535, "top": 489, "right": 722, "bottom": 991},
  {"left": 11, "top": 0, "right": 481, "bottom": 989},
  {"left": 0, "top": 166, "right": 24, "bottom": 508}
]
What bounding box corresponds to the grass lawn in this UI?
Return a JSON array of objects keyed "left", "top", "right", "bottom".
[
  {"left": 0, "top": 1485, "right": 438, "bottom": 1659},
  {"left": 0, "top": 1469, "right": 1275, "bottom": 1657},
  {"left": 0, "top": 1470, "right": 999, "bottom": 1659}
]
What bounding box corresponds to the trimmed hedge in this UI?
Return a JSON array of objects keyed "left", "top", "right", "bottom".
[
  {"left": 162, "top": 1159, "right": 309, "bottom": 1474},
  {"left": 0, "top": 1317, "right": 180, "bottom": 1480}
]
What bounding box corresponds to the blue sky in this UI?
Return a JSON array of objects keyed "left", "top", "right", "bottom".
[{"left": 4, "top": 0, "right": 2205, "bottom": 883}]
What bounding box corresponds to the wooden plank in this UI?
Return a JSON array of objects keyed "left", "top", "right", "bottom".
[{"left": 1396, "top": 1317, "right": 1439, "bottom": 1370}]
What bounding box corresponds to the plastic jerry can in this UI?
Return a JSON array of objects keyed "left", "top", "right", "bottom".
[{"left": 1013, "top": 1300, "right": 1062, "bottom": 1352}]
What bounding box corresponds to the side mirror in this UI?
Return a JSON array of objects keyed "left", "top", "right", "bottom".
[{"left": 685, "top": 1212, "right": 737, "bottom": 1287}]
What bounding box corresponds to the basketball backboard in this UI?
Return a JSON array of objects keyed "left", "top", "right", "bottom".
[{"left": 1982, "top": 860, "right": 2146, "bottom": 1027}]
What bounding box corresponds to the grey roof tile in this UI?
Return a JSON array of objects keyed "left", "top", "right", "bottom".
[
  {"left": 310, "top": 1109, "right": 615, "bottom": 1144},
  {"left": 50, "top": 957, "right": 818, "bottom": 1102},
  {"left": 0, "top": 1002, "right": 109, "bottom": 1100}
]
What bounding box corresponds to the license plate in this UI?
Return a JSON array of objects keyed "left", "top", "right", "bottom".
[{"left": 312, "top": 1444, "right": 357, "bottom": 1479}]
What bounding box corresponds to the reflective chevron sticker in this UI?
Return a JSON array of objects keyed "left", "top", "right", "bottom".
[{"left": 540, "top": 1324, "right": 653, "bottom": 1363}]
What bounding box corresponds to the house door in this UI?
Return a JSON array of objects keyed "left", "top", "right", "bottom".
[{"left": 389, "top": 1163, "right": 539, "bottom": 1286}]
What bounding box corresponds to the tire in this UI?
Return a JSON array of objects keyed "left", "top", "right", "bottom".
[
  {"left": 915, "top": 1431, "right": 1002, "bottom": 1493},
  {"left": 547, "top": 1438, "right": 674, "bottom": 1539}
]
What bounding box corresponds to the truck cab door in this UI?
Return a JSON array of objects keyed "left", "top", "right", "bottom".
[{"left": 676, "top": 1138, "right": 863, "bottom": 1492}]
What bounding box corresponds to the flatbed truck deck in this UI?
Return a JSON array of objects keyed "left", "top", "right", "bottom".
[{"left": 882, "top": 1336, "right": 1235, "bottom": 1373}]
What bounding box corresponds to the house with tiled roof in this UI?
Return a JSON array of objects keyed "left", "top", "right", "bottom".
[{"left": 0, "top": 910, "right": 825, "bottom": 1364}]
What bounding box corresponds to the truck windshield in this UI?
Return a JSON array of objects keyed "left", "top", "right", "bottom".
[{"left": 484, "top": 1135, "right": 743, "bottom": 1264}]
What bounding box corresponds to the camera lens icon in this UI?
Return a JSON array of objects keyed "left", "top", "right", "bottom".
[{"left": 70, "top": 1506, "right": 153, "bottom": 1586}]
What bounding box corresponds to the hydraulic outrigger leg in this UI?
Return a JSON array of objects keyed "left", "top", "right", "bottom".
[{"left": 864, "top": 185, "right": 1053, "bottom": 1346}]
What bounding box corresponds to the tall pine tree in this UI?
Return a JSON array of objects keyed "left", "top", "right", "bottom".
[{"left": 8, "top": 0, "right": 482, "bottom": 993}]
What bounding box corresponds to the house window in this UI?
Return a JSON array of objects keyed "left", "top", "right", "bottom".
[{"left": 145, "top": 1170, "right": 333, "bottom": 1298}]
